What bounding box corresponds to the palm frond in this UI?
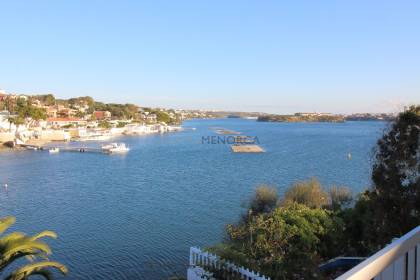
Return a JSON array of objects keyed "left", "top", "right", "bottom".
[
  {"left": 0, "top": 250, "right": 49, "bottom": 271},
  {"left": 0, "top": 217, "right": 16, "bottom": 235},
  {"left": 5, "top": 261, "right": 67, "bottom": 280},
  {"left": 0, "top": 232, "right": 26, "bottom": 245},
  {"left": 29, "top": 231, "right": 57, "bottom": 241},
  {"left": 0, "top": 216, "right": 67, "bottom": 279},
  {"left": 2, "top": 240, "right": 52, "bottom": 261}
]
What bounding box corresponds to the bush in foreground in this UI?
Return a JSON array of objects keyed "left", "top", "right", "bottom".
[
  {"left": 248, "top": 185, "right": 278, "bottom": 216},
  {"left": 211, "top": 203, "right": 343, "bottom": 279},
  {"left": 282, "top": 177, "right": 329, "bottom": 208}
]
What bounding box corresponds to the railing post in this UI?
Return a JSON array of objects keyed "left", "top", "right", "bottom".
[{"left": 189, "top": 247, "right": 194, "bottom": 266}]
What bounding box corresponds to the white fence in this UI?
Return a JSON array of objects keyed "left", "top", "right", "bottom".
[
  {"left": 188, "top": 247, "right": 271, "bottom": 280},
  {"left": 336, "top": 226, "right": 420, "bottom": 280}
]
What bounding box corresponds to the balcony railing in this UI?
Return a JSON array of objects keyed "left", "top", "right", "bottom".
[
  {"left": 336, "top": 226, "right": 420, "bottom": 280},
  {"left": 188, "top": 247, "right": 271, "bottom": 280}
]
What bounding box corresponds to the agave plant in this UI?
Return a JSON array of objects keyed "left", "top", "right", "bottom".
[{"left": 0, "top": 216, "right": 67, "bottom": 280}]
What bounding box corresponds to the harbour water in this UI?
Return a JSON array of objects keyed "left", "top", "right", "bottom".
[{"left": 0, "top": 119, "right": 386, "bottom": 279}]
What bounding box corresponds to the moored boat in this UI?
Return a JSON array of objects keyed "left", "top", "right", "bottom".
[
  {"left": 49, "top": 147, "right": 60, "bottom": 153},
  {"left": 101, "top": 143, "right": 130, "bottom": 154}
]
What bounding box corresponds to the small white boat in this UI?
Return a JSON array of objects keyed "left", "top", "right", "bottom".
[
  {"left": 49, "top": 147, "right": 60, "bottom": 153},
  {"left": 101, "top": 143, "right": 130, "bottom": 154}
]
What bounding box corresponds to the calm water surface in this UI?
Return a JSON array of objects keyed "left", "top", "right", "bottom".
[{"left": 0, "top": 119, "right": 385, "bottom": 279}]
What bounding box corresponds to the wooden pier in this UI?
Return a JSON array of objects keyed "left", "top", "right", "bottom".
[
  {"left": 56, "top": 147, "right": 104, "bottom": 153},
  {"left": 21, "top": 144, "right": 106, "bottom": 154}
]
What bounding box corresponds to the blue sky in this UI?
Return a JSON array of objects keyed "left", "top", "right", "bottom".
[{"left": 0, "top": 1, "right": 419, "bottom": 113}]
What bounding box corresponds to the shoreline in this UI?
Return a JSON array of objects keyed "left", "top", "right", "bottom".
[{"left": 1, "top": 125, "right": 185, "bottom": 151}]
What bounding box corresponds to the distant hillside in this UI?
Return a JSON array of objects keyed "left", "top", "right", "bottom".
[
  {"left": 258, "top": 114, "right": 345, "bottom": 123},
  {"left": 345, "top": 113, "right": 394, "bottom": 121}
]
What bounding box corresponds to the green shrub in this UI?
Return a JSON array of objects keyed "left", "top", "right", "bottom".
[
  {"left": 98, "top": 121, "right": 112, "bottom": 129},
  {"left": 248, "top": 185, "right": 278, "bottom": 216},
  {"left": 282, "top": 178, "right": 328, "bottom": 208},
  {"left": 329, "top": 186, "right": 352, "bottom": 211},
  {"left": 214, "top": 203, "right": 339, "bottom": 279}
]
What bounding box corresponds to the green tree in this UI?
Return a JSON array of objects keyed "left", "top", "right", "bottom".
[
  {"left": 13, "top": 99, "right": 47, "bottom": 122},
  {"left": 5, "top": 98, "right": 16, "bottom": 113},
  {"left": 75, "top": 111, "right": 86, "bottom": 118},
  {"left": 117, "top": 122, "right": 128, "bottom": 128},
  {"left": 68, "top": 96, "right": 94, "bottom": 108},
  {"left": 7, "top": 116, "right": 25, "bottom": 131},
  {"left": 0, "top": 216, "right": 67, "bottom": 280},
  {"left": 368, "top": 105, "right": 420, "bottom": 246},
  {"left": 27, "top": 106, "right": 47, "bottom": 121},
  {"left": 339, "top": 192, "right": 377, "bottom": 255},
  {"left": 33, "top": 94, "right": 56, "bottom": 106},
  {"left": 43, "top": 94, "right": 55, "bottom": 106},
  {"left": 155, "top": 111, "right": 171, "bottom": 124},
  {"left": 98, "top": 121, "right": 112, "bottom": 129}
]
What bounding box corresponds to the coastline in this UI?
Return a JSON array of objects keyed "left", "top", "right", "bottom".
[{"left": 0, "top": 123, "right": 184, "bottom": 151}]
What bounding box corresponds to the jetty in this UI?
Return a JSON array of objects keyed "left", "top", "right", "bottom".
[
  {"left": 21, "top": 144, "right": 104, "bottom": 154},
  {"left": 54, "top": 147, "right": 104, "bottom": 153},
  {"left": 231, "top": 144, "right": 265, "bottom": 153}
]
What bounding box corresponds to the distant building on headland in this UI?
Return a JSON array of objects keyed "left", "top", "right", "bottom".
[
  {"left": 295, "top": 112, "right": 332, "bottom": 117},
  {"left": 93, "top": 111, "right": 111, "bottom": 120}
]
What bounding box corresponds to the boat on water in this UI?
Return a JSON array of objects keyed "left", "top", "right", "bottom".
[
  {"left": 25, "top": 145, "right": 39, "bottom": 151},
  {"left": 49, "top": 147, "right": 60, "bottom": 153},
  {"left": 101, "top": 143, "right": 130, "bottom": 154}
]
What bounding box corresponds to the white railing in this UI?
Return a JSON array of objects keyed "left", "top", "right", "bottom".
[
  {"left": 188, "top": 247, "right": 271, "bottom": 280},
  {"left": 336, "top": 226, "right": 420, "bottom": 280}
]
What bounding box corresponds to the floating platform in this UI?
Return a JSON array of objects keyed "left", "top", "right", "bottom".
[
  {"left": 231, "top": 144, "right": 265, "bottom": 153},
  {"left": 216, "top": 129, "right": 240, "bottom": 135},
  {"left": 211, "top": 127, "right": 241, "bottom": 135}
]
